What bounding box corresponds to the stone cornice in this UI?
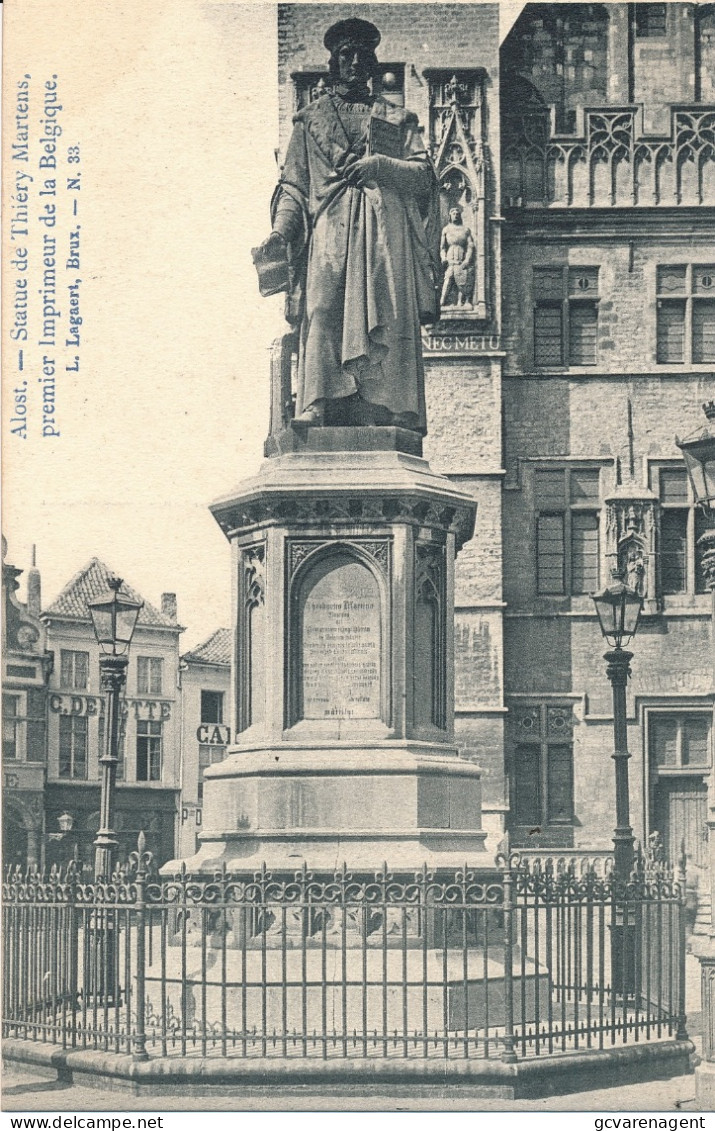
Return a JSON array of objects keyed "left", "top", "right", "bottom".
[
  {"left": 503, "top": 206, "right": 715, "bottom": 242},
  {"left": 211, "top": 489, "right": 476, "bottom": 552}
]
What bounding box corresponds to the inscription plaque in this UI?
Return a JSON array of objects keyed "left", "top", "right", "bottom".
[{"left": 299, "top": 555, "right": 381, "bottom": 720}]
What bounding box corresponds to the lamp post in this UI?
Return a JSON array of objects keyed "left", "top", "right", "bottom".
[
  {"left": 676, "top": 401, "right": 715, "bottom": 1092},
  {"left": 88, "top": 576, "right": 142, "bottom": 880},
  {"left": 592, "top": 577, "right": 643, "bottom": 881},
  {"left": 592, "top": 577, "right": 643, "bottom": 1000}
]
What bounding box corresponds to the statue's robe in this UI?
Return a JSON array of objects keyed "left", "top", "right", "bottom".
[{"left": 272, "top": 93, "right": 440, "bottom": 433}]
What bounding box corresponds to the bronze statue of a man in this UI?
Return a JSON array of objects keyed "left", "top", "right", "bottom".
[{"left": 256, "top": 18, "right": 440, "bottom": 434}]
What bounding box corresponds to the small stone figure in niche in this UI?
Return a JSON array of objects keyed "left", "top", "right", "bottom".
[
  {"left": 253, "top": 18, "right": 441, "bottom": 434},
  {"left": 440, "top": 206, "right": 476, "bottom": 308},
  {"left": 624, "top": 542, "right": 646, "bottom": 597}
]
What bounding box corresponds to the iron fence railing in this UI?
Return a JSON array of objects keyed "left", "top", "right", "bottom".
[{"left": 2, "top": 838, "right": 688, "bottom": 1062}]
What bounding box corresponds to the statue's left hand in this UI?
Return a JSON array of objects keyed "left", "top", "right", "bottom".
[{"left": 342, "top": 155, "right": 379, "bottom": 189}]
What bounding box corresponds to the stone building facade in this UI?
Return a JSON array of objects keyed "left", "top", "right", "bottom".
[
  {"left": 1, "top": 555, "right": 185, "bottom": 872},
  {"left": 177, "top": 628, "right": 231, "bottom": 858},
  {"left": 2, "top": 541, "right": 52, "bottom": 871},
  {"left": 500, "top": 3, "right": 714, "bottom": 913},
  {"left": 275, "top": 2, "right": 714, "bottom": 916}
]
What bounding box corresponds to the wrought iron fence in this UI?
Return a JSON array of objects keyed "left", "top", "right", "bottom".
[{"left": 2, "top": 838, "right": 687, "bottom": 1062}]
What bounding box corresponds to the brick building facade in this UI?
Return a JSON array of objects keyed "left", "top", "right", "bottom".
[{"left": 275, "top": 2, "right": 714, "bottom": 920}]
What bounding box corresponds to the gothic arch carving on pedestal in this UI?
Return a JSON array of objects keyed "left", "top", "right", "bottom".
[
  {"left": 237, "top": 544, "right": 266, "bottom": 734},
  {"left": 414, "top": 543, "right": 447, "bottom": 730}
]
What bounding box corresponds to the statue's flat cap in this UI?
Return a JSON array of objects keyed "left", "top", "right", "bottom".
[{"left": 324, "top": 18, "right": 381, "bottom": 53}]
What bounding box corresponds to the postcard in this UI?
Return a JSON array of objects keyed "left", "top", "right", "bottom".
[{"left": 2, "top": 0, "right": 712, "bottom": 1119}]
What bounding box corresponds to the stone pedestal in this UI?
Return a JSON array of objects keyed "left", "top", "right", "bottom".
[{"left": 177, "top": 428, "right": 486, "bottom": 874}]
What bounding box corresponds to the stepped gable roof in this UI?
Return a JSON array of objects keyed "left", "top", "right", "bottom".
[
  {"left": 182, "top": 627, "right": 231, "bottom": 666},
  {"left": 42, "top": 558, "right": 179, "bottom": 629}
]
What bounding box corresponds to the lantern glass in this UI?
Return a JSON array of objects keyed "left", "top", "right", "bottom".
[
  {"left": 88, "top": 579, "right": 142, "bottom": 656},
  {"left": 677, "top": 433, "right": 715, "bottom": 511},
  {"left": 592, "top": 580, "right": 642, "bottom": 650}
]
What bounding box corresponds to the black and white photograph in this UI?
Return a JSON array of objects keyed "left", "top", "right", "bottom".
[{"left": 2, "top": 0, "right": 714, "bottom": 1119}]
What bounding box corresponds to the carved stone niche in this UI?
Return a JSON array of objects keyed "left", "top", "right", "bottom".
[
  {"left": 604, "top": 487, "right": 658, "bottom": 613},
  {"left": 424, "top": 69, "right": 489, "bottom": 322}
]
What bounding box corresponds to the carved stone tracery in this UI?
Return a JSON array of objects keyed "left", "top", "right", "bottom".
[
  {"left": 426, "top": 69, "right": 489, "bottom": 321},
  {"left": 503, "top": 102, "right": 715, "bottom": 208},
  {"left": 214, "top": 494, "right": 474, "bottom": 552},
  {"left": 237, "top": 545, "right": 266, "bottom": 734},
  {"left": 414, "top": 543, "right": 446, "bottom": 730},
  {"left": 604, "top": 493, "right": 656, "bottom": 602},
  {"left": 289, "top": 538, "right": 390, "bottom": 580}
]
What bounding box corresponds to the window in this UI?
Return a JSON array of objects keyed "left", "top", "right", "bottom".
[
  {"left": 198, "top": 744, "right": 226, "bottom": 802},
  {"left": 25, "top": 689, "right": 46, "bottom": 762},
  {"left": 98, "top": 714, "right": 125, "bottom": 781},
  {"left": 137, "top": 656, "right": 163, "bottom": 695},
  {"left": 201, "top": 690, "right": 224, "bottom": 724},
  {"left": 58, "top": 715, "right": 88, "bottom": 779},
  {"left": 657, "top": 265, "right": 715, "bottom": 365},
  {"left": 512, "top": 704, "right": 575, "bottom": 830},
  {"left": 534, "top": 267, "right": 599, "bottom": 368},
  {"left": 535, "top": 467, "right": 601, "bottom": 595},
  {"left": 2, "top": 691, "right": 45, "bottom": 763},
  {"left": 60, "top": 649, "right": 89, "bottom": 690},
  {"left": 650, "top": 714, "right": 711, "bottom": 770},
  {"left": 136, "top": 720, "right": 162, "bottom": 781},
  {"left": 657, "top": 467, "right": 710, "bottom": 595},
  {"left": 3, "top": 695, "right": 20, "bottom": 760},
  {"left": 635, "top": 4, "right": 667, "bottom": 37}
]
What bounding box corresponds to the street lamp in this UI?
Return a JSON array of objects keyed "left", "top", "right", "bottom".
[
  {"left": 676, "top": 400, "right": 715, "bottom": 514},
  {"left": 88, "top": 576, "right": 142, "bottom": 880},
  {"left": 592, "top": 577, "right": 643, "bottom": 1001},
  {"left": 592, "top": 577, "right": 643, "bottom": 881}
]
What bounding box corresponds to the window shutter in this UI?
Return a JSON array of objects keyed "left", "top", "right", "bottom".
[
  {"left": 514, "top": 745, "right": 541, "bottom": 825},
  {"left": 569, "top": 302, "right": 598, "bottom": 365},
  {"left": 571, "top": 512, "right": 600, "bottom": 594},
  {"left": 693, "top": 299, "right": 715, "bottom": 364},
  {"left": 660, "top": 510, "right": 688, "bottom": 594},
  {"left": 656, "top": 300, "right": 685, "bottom": 363},
  {"left": 683, "top": 717, "right": 710, "bottom": 766},
  {"left": 537, "top": 514, "right": 565, "bottom": 594},
  {"left": 547, "top": 745, "right": 574, "bottom": 822},
  {"left": 534, "top": 303, "right": 563, "bottom": 367}
]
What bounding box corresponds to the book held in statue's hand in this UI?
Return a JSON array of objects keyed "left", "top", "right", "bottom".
[
  {"left": 368, "top": 117, "right": 402, "bottom": 160},
  {"left": 251, "top": 234, "right": 290, "bottom": 297}
]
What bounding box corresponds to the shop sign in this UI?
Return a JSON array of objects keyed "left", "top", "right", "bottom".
[
  {"left": 49, "top": 693, "right": 172, "bottom": 720},
  {"left": 196, "top": 723, "right": 230, "bottom": 745}
]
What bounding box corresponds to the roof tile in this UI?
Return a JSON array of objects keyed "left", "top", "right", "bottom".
[
  {"left": 182, "top": 627, "right": 231, "bottom": 666},
  {"left": 42, "top": 558, "right": 179, "bottom": 629}
]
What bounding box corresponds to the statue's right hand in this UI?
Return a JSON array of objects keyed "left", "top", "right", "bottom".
[{"left": 252, "top": 231, "right": 290, "bottom": 297}]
